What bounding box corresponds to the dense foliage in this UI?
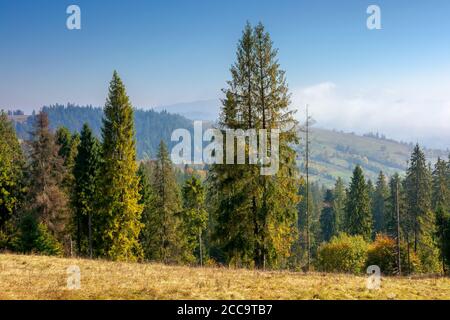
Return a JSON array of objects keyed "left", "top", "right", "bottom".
[
  {"left": 13, "top": 104, "right": 192, "bottom": 159},
  {"left": 316, "top": 233, "right": 369, "bottom": 274}
]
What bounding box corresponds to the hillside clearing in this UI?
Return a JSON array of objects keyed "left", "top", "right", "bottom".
[{"left": 0, "top": 254, "right": 449, "bottom": 300}]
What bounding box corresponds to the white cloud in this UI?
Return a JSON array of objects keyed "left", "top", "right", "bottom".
[{"left": 291, "top": 82, "right": 450, "bottom": 150}]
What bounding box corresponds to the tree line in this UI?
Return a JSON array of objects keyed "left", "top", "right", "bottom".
[{"left": 1, "top": 23, "right": 448, "bottom": 274}]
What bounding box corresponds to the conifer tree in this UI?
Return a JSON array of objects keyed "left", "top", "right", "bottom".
[
  {"left": 405, "top": 144, "right": 439, "bottom": 272},
  {"left": 372, "top": 171, "right": 389, "bottom": 235},
  {"left": 210, "top": 22, "right": 299, "bottom": 269},
  {"left": 432, "top": 157, "right": 448, "bottom": 212},
  {"left": 405, "top": 144, "right": 433, "bottom": 251},
  {"left": 320, "top": 189, "right": 336, "bottom": 242},
  {"left": 432, "top": 157, "right": 450, "bottom": 273},
  {"left": 73, "top": 123, "right": 101, "bottom": 257},
  {"left": 98, "top": 71, "right": 143, "bottom": 261},
  {"left": 435, "top": 206, "right": 450, "bottom": 274},
  {"left": 182, "top": 176, "right": 208, "bottom": 265},
  {"left": 25, "top": 112, "right": 69, "bottom": 249},
  {"left": 143, "top": 141, "right": 186, "bottom": 263},
  {"left": 332, "top": 177, "right": 346, "bottom": 234},
  {"left": 0, "top": 111, "right": 25, "bottom": 248},
  {"left": 386, "top": 173, "right": 407, "bottom": 237},
  {"left": 137, "top": 160, "right": 154, "bottom": 259},
  {"left": 344, "top": 165, "right": 372, "bottom": 240},
  {"left": 55, "top": 127, "right": 73, "bottom": 163}
]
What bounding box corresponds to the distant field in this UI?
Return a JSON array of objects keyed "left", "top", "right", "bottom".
[{"left": 1, "top": 254, "right": 449, "bottom": 300}]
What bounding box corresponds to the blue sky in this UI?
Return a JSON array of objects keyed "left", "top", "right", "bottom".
[{"left": 1, "top": 0, "right": 450, "bottom": 148}]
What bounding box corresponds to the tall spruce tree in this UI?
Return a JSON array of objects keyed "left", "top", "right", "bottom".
[
  {"left": 210, "top": 22, "right": 299, "bottom": 269},
  {"left": 344, "top": 165, "right": 372, "bottom": 240},
  {"left": 73, "top": 124, "right": 101, "bottom": 257},
  {"left": 98, "top": 71, "right": 143, "bottom": 261},
  {"left": 0, "top": 111, "right": 25, "bottom": 248},
  {"left": 372, "top": 171, "right": 389, "bottom": 235},
  {"left": 142, "top": 141, "right": 186, "bottom": 263},
  {"left": 405, "top": 144, "right": 433, "bottom": 251},
  {"left": 405, "top": 144, "right": 440, "bottom": 272},
  {"left": 25, "top": 112, "right": 69, "bottom": 249}
]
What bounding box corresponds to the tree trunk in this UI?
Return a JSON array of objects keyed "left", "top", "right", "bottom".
[
  {"left": 199, "top": 229, "right": 203, "bottom": 267},
  {"left": 88, "top": 212, "right": 93, "bottom": 258}
]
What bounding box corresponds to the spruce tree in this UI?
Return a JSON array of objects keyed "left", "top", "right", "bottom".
[
  {"left": 405, "top": 144, "right": 433, "bottom": 251},
  {"left": 332, "top": 177, "right": 346, "bottom": 234},
  {"left": 372, "top": 171, "right": 389, "bottom": 235},
  {"left": 432, "top": 157, "right": 448, "bottom": 212},
  {"left": 98, "top": 71, "right": 143, "bottom": 261},
  {"left": 0, "top": 111, "right": 25, "bottom": 248},
  {"left": 73, "top": 123, "right": 101, "bottom": 257},
  {"left": 405, "top": 144, "right": 439, "bottom": 272},
  {"left": 344, "top": 165, "right": 372, "bottom": 240},
  {"left": 210, "top": 23, "right": 259, "bottom": 267},
  {"left": 182, "top": 176, "right": 208, "bottom": 265},
  {"left": 386, "top": 173, "right": 407, "bottom": 237},
  {"left": 435, "top": 206, "right": 450, "bottom": 274},
  {"left": 210, "top": 22, "right": 299, "bottom": 269},
  {"left": 320, "top": 189, "right": 335, "bottom": 242},
  {"left": 25, "top": 112, "right": 69, "bottom": 250},
  {"left": 137, "top": 160, "right": 154, "bottom": 259},
  {"left": 55, "top": 127, "right": 73, "bottom": 163},
  {"left": 432, "top": 157, "right": 450, "bottom": 273},
  {"left": 143, "top": 141, "right": 186, "bottom": 263}
]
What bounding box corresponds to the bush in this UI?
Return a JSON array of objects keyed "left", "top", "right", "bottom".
[
  {"left": 17, "top": 214, "right": 62, "bottom": 256},
  {"left": 34, "top": 223, "right": 63, "bottom": 256},
  {"left": 0, "top": 221, "right": 20, "bottom": 251},
  {"left": 367, "top": 234, "right": 421, "bottom": 275},
  {"left": 316, "top": 233, "right": 368, "bottom": 274}
]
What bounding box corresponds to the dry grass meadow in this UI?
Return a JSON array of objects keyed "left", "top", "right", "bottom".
[{"left": 1, "top": 253, "right": 449, "bottom": 300}]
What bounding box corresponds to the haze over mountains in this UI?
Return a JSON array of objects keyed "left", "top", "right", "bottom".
[
  {"left": 154, "top": 99, "right": 221, "bottom": 121},
  {"left": 155, "top": 97, "right": 450, "bottom": 151},
  {"left": 7, "top": 103, "right": 448, "bottom": 186}
]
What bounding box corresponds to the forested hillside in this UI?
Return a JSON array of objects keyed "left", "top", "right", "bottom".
[{"left": 11, "top": 104, "right": 192, "bottom": 158}]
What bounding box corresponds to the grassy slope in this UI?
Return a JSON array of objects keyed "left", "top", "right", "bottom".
[
  {"left": 296, "top": 128, "right": 448, "bottom": 186},
  {"left": 1, "top": 254, "right": 449, "bottom": 300}
]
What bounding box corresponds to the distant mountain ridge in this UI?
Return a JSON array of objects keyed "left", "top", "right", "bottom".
[
  {"left": 8, "top": 104, "right": 448, "bottom": 186},
  {"left": 154, "top": 99, "right": 221, "bottom": 121}
]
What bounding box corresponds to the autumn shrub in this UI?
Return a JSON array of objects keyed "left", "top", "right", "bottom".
[
  {"left": 316, "top": 233, "right": 368, "bottom": 274},
  {"left": 366, "top": 234, "right": 421, "bottom": 275}
]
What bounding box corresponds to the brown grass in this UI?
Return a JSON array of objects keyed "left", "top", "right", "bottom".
[{"left": 1, "top": 253, "right": 449, "bottom": 300}]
